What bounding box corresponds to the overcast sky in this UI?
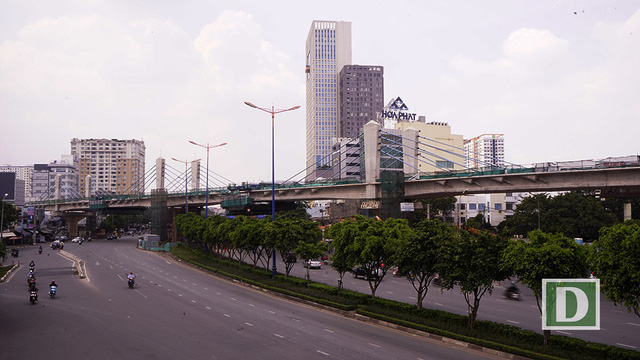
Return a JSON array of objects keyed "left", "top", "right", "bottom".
[{"left": 1, "top": 1, "right": 639, "bottom": 186}]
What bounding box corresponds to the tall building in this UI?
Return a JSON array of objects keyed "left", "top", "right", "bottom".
[
  {"left": 305, "top": 20, "right": 352, "bottom": 179},
  {"left": 338, "top": 65, "right": 384, "bottom": 139},
  {"left": 0, "top": 165, "right": 33, "bottom": 201},
  {"left": 464, "top": 134, "right": 505, "bottom": 170},
  {"left": 70, "top": 138, "right": 145, "bottom": 195},
  {"left": 31, "top": 155, "right": 79, "bottom": 200}
]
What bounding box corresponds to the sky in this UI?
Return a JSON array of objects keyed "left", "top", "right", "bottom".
[{"left": 1, "top": 0, "right": 639, "bottom": 186}]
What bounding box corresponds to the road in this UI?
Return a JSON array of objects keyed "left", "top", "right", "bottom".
[
  {"left": 1, "top": 239, "right": 504, "bottom": 360},
  {"left": 287, "top": 256, "right": 640, "bottom": 350}
]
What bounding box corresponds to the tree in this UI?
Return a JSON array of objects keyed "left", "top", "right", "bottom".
[
  {"left": 396, "top": 219, "right": 453, "bottom": 309},
  {"left": 295, "top": 240, "right": 326, "bottom": 280},
  {"left": 593, "top": 222, "right": 640, "bottom": 318},
  {"left": 502, "top": 230, "right": 589, "bottom": 345},
  {"left": 264, "top": 216, "right": 321, "bottom": 276},
  {"left": 420, "top": 196, "right": 456, "bottom": 222},
  {"left": 439, "top": 229, "right": 510, "bottom": 328},
  {"left": 465, "top": 213, "right": 494, "bottom": 232},
  {"left": 349, "top": 217, "right": 407, "bottom": 297},
  {"left": 326, "top": 220, "right": 359, "bottom": 289},
  {"left": 499, "top": 192, "right": 617, "bottom": 240}
]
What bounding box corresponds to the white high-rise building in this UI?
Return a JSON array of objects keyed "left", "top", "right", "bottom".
[
  {"left": 70, "top": 138, "right": 145, "bottom": 195},
  {"left": 305, "top": 20, "right": 352, "bottom": 180},
  {"left": 464, "top": 134, "right": 505, "bottom": 170}
]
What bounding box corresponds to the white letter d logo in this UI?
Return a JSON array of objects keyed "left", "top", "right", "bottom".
[{"left": 557, "top": 287, "right": 588, "bottom": 322}]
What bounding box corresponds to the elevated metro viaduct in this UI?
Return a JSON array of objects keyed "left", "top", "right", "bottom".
[{"left": 36, "top": 121, "right": 640, "bottom": 238}]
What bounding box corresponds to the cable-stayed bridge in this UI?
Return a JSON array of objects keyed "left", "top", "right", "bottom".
[{"left": 28, "top": 121, "right": 640, "bottom": 238}]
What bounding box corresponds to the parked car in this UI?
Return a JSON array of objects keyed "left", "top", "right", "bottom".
[
  {"left": 303, "top": 260, "right": 322, "bottom": 269},
  {"left": 71, "top": 237, "right": 84, "bottom": 243},
  {"left": 106, "top": 234, "right": 117, "bottom": 240},
  {"left": 352, "top": 266, "right": 380, "bottom": 280}
]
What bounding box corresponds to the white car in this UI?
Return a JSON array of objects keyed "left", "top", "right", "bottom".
[
  {"left": 71, "top": 237, "right": 84, "bottom": 243},
  {"left": 304, "top": 260, "right": 322, "bottom": 269}
]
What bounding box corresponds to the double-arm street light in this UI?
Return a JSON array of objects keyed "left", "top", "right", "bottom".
[
  {"left": 171, "top": 158, "right": 200, "bottom": 215},
  {"left": 189, "top": 141, "right": 227, "bottom": 218},
  {"left": 244, "top": 101, "right": 300, "bottom": 277}
]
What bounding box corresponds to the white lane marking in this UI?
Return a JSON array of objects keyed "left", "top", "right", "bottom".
[
  {"left": 192, "top": 283, "right": 197, "bottom": 286},
  {"left": 216, "top": 292, "right": 222, "bottom": 296},
  {"left": 408, "top": 296, "right": 416, "bottom": 300},
  {"left": 316, "top": 350, "right": 330, "bottom": 356},
  {"left": 268, "top": 311, "right": 276, "bottom": 314},
  {"left": 368, "top": 343, "right": 381, "bottom": 348},
  {"left": 434, "top": 303, "right": 443, "bottom": 306},
  {"left": 178, "top": 294, "right": 183, "bottom": 297},
  {"left": 191, "top": 300, "right": 196, "bottom": 303},
  {"left": 117, "top": 275, "right": 124, "bottom": 281},
  {"left": 386, "top": 291, "right": 393, "bottom": 294},
  {"left": 557, "top": 331, "right": 572, "bottom": 335},
  {"left": 206, "top": 306, "right": 211, "bottom": 310},
  {"left": 617, "top": 343, "right": 637, "bottom": 349},
  {"left": 244, "top": 322, "right": 253, "bottom": 327},
  {"left": 224, "top": 314, "right": 231, "bottom": 318},
  {"left": 203, "top": 287, "right": 208, "bottom": 290},
  {"left": 274, "top": 334, "right": 284, "bottom": 338},
  {"left": 628, "top": 322, "right": 640, "bottom": 327},
  {"left": 507, "top": 320, "right": 520, "bottom": 324},
  {"left": 248, "top": 303, "right": 255, "bottom": 307},
  {"left": 167, "top": 289, "right": 172, "bottom": 292},
  {"left": 109, "top": 265, "right": 113, "bottom": 270},
  {"left": 165, "top": 261, "right": 172, "bottom": 264},
  {"left": 611, "top": 309, "right": 623, "bottom": 313},
  {"left": 324, "top": 329, "right": 334, "bottom": 333},
  {"left": 134, "top": 290, "right": 148, "bottom": 299},
  {"left": 230, "top": 297, "right": 237, "bottom": 301}
]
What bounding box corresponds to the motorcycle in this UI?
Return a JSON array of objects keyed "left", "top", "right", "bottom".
[
  {"left": 27, "top": 278, "right": 36, "bottom": 288},
  {"left": 29, "top": 265, "right": 35, "bottom": 273},
  {"left": 49, "top": 285, "right": 57, "bottom": 299},
  {"left": 11, "top": 249, "right": 19, "bottom": 257},
  {"left": 128, "top": 278, "right": 135, "bottom": 289},
  {"left": 38, "top": 247, "right": 43, "bottom": 254},
  {"left": 503, "top": 286, "right": 521, "bottom": 300},
  {"left": 29, "top": 290, "right": 38, "bottom": 304}
]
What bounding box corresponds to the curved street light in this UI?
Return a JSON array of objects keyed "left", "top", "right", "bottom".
[
  {"left": 189, "top": 141, "right": 227, "bottom": 218},
  {"left": 244, "top": 101, "right": 300, "bottom": 277}
]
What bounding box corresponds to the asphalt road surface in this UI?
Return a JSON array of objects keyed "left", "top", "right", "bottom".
[
  {"left": 1, "top": 239, "right": 505, "bottom": 360},
  {"left": 287, "top": 255, "right": 640, "bottom": 350}
]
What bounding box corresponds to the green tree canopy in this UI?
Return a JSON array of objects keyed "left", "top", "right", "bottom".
[
  {"left": 499, "top": 192, "right": 617, "bottom": 240},
  {"left": 502, "top": 229, "right": 589, "bottom": 344},
  {"left": 593, "top": 222, "right": 640, "bottom": 318},
  {"left": 396, "top": 219, "right": 453, "bottom": 309},
  {"left": 439, "top": 229, "right": 510, "bottom": 328}
]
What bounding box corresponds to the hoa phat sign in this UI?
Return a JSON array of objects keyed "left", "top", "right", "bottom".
[{"left": 379, "top": 97, "right": 417, "bottom": 121}]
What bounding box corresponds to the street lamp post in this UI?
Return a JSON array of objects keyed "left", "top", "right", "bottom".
[
  {"left": 1, "top": 193, "right": 8, "bottom": 244},
  {"left": 244, "top": 101, "right": 300, "bottom": 277},
  {"left": 172, "top": 158, "right": 200, "bottom": 215},
  {"left": 189, "top": 141, "right": 227, "bottom": 218}
]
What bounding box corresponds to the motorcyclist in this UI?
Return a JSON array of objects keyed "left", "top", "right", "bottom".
[
  {"left": 50, "top": 280, "right": 58, "bottom": 288},
  {"left": 126, "top": 272, "right": 135, "bottom": 281},
  {"left": 38, "top": 246, "right": 43, "bottom": 254}
]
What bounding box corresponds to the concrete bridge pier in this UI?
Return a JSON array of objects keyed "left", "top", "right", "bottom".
[
  {"left": 57, "top": 213, "right": 88, "bottom": 239},
  {"left": 624, "top": 202, "right": 632, "bottom": 221}
]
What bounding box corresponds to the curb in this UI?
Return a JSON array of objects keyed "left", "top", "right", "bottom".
[
  {"left": 58, "top": 250, "right": 86, "bottom": 279},
  {"left": 0, "top": 262, "right": 20, "bottom": 282}
]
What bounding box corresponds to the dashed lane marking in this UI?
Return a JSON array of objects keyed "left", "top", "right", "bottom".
[
  {"left": 274, "top": 334, "right": 284, "bottom": 338},
  {"left": 316, "top": 350, "right": 330, "bottom": 356}
]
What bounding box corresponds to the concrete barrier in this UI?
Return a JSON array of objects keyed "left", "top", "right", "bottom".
[{"left": 59, "top": 250, "right": 86, "bottom": 279}]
